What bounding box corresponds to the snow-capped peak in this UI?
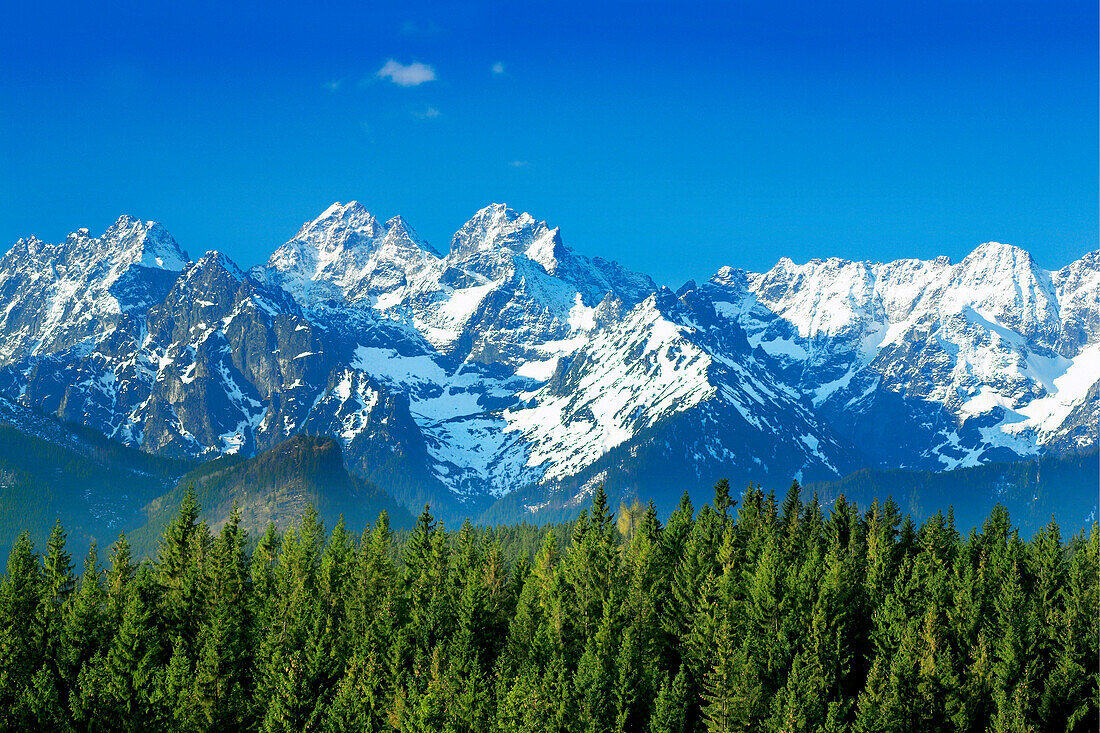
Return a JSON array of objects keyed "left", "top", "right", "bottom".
[
  {"left": 382, "top": 215, "right": 439, "bottom": 256},
  {"left": 100, "top": 215, "right": 190, "bottom": 271},
  {"left": 964, "top": 240, "right": 1032, "bottom": 264},
  {"left": 1, "top": 214, "right": 189, "bottom": 284},
  {"left": 268, "top": 202, "right": 385, "bottom": 279},
  {"left": 946, "top": 241, "right": 1057, "bottom": 340},
  {"left": 385, "top": 214, "right": 414, "bottom": 237},
  {"left": 449, "top": 203, "right": 563, "bottom": 272},
  {"left": 0, "top": 215, "right": 191, "bottom": 365},
  {"left": 312, "top": 200, "right": 374, "bottom": 225},
  {"left": 292, "top": 201, "right": 384, "bottom": 246},
  {"left": 318, "top": 200, "right": 360, "bottom": 219},
  {"left": 264, "top": 203, "right": 442, "bottom": 310},
  {"left": 190, "top": 250, "right": 245, "bottom": 282}
]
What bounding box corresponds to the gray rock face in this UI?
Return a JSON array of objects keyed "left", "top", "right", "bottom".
[
  {"left": 0, "top": 230, "right": 453, "bottom": 510},
  {"left": 0, "top": 216, "right": 188, "bottom": 366},
  {"left": 1, "top": 207, "right": 1096, "bottom": 519},
  {"left": 703, "top": 242, "right": 1100, "bottom": 471}
]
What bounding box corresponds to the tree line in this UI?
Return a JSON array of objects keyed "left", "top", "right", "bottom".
[{"left": 0, "top": 479, "right": 1095, "bottom": 732}]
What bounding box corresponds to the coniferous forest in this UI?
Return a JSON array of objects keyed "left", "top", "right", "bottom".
[{"left": 0, "top": 480, "right": 1096, "bottom": 733}]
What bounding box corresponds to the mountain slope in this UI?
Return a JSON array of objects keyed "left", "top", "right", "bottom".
[
  {"left": 131, "top": 434, "right": 413, "bottom": 555},
  {"left": 803, "top": 449, "right": 1099, "bottom": 536},
  {"left": 0, "top": 397, "right": 190, "bottom": 557},
  {"left": 702, "top": 243, "right": 1100, "bottom": 472},
  {"left": 0, "top": 206, "right": 1096, "bottom": 522}
]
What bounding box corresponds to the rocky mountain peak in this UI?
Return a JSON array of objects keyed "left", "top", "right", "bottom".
[
  {"left": 1, "top": 215, "right": 189, "bottom": 277},
  {"left": 381, "top": 215, "right": 440, "bottom": 257},
  {"left": 449, "top": 204, "right": 562, "bottom": 271},
  {"left": 189, "top": 250, "right": 245, "bottom": 282},
  {"left": 303, "top": 201, "right": 379, "bottom": 235},
  {"left": 100, "top": 215, "right": 189, "bottom": 272},
  {"left": 963, "top": 240, "right": 1033, "bottom": 264},
  {"left": 945, "top": 241, "right": 1058, "bottom": 339},
  {"left": 266, "top": 203, "right": 388, "bottom": 297},
  {"left": 273, "top": 202, "right": 385, "bottom": 268},
  {"left": 0, "top": 205, "right": 1094, "bottom": 518},
  {"left": 0, "top": 216, "right": 190, "bottom": 366},
  {"left": 709, "top": 265, "right": 751, "bottom": 290},
  {"left": 1054, "top": 250, "right": 1100, "bottom": 294},
  {"left": 383, "top": 214, "right": 413, "bottom": 237}
]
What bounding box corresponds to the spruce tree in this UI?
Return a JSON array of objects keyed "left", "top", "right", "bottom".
[
  {"left": 102, "top": 569, "right": 164, "bottom": 731},
  {"left": 990, "top": 558, "right": 1033, "bottom": 732},
  {"left": 105, "top": 532, "right": 135, "bottom": 629},
  {"left": 38, "top": 519, "right": 75, "bottom": 677},
  {"left": 1039, "top": 524, "right": 1098, "bottom": 730},
  {"left": 650, "top": 667, "right": 689, "bottom": 733},
  {"left": 565, "top": 486, "right": 620, "bottom": 647},
  {"left": 60, "top": 544, "right": 107, "bottom": 696},
  {"left": 573, "top": 608, "right": 616, "bottom": 733},
  {"left": 713, "top": 478, "right": 734, "bottom": 519},
  {"left": 157, "top": 487, "right": 210, "bottom": 651},
  {"left": 192, "top": 507, "right": 251, "bottom": 730},
  {"left": 0, "top": 532, "right": 44, "bottom": 727}
]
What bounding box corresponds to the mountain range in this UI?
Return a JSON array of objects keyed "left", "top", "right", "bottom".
[{"left": 0, "top": 202, "right": 1096, "bottom": 524}]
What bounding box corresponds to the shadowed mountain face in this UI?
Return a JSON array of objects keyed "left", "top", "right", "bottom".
[
  {"left": 0, "top": 205, "right": 1096, "bottom": 522},
  {"left": 131, "top": 434, "right": 414, "bottom": 554},
  {"left": 0, "top": 397, "right": 191, "bottom": 558},
  {"left": 0, "top": 401, "right": 412, "bottom": 558},
  {"left": 803, "top": 448, "right": 1099, "bottom": 538}
]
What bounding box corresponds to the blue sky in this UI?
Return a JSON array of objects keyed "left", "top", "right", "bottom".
[{"left": 1, "top": 0, "right": 1095, "bottom": 285}]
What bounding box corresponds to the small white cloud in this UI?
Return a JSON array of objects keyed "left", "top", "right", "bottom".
[
  {"left": 492, "top": 62, "right": 505, "bottom": 75},
  {"left": 414, "top": 107, "right": 440, "bottom": 119},
  {"left": 377, "top": 59, "right": 437, "bottom": 87},
  {"left": 508, "top": 160, "right": 529, "bottom": 168},
  {"left": 323, "top": 79, "right": 342, "bottom": 92}
]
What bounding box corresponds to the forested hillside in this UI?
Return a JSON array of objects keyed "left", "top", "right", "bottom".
[
  {"left": 129, "top": 435, "right": 415, "bottom": 557},
  {"left": 804, "top": 448, "right": 1100, "bottom": 537},
  {"left": 0, "top": 425, "right": 414, "bottom": 560},
  {"left": 0, "top": 423, "right": 188, "bottom": 558},
  {"left": 0, "top": 481, "right": 1095, "bottom": 732}
]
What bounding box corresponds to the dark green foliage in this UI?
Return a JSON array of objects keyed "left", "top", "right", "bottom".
[
  {"left": 0, "top": 425, "right": 188, "bottom": 560},
  {"left": 0, "top": 427, "right": 416, "bottom": 563},
  {"left": 131, "top": 435, "right": 415, "bottom": 557},
  {"left": 805, "top": 448, "right": 1099, "bottom": 537},
  {"left": 0, "top": 483, "right": 1095, "bottom": 732}
]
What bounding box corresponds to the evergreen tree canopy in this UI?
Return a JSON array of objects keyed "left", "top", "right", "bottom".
[{"left": 0, "top": 485, "right": 1094, "bottom": 732}]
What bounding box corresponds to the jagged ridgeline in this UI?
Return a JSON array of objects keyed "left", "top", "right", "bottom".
[
  {"left": 0, "top": 205, "right": 1096, "bottom": 524},
  {"left": 0, "top": 482, "right": 1095, "bottom": 730}
]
